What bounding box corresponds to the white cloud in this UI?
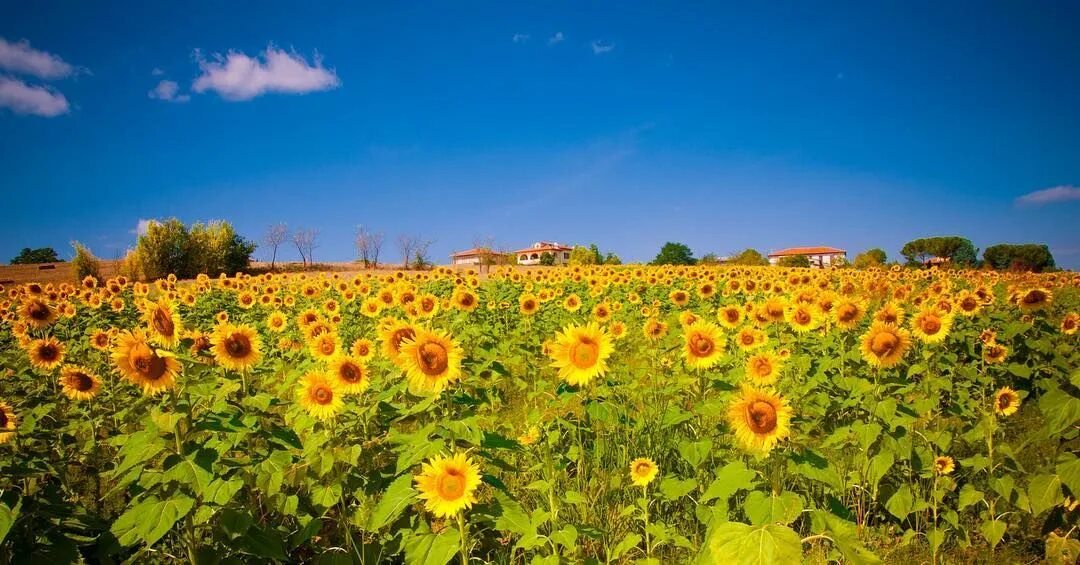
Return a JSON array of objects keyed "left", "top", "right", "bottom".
[
  {"left": 0, "top": 37, "right": 77, "bottom": 80},
  {"left": 151, "top": 67, "right": 165, "bottom": 76},
  {"left": 191, "top": 45, "right": 340, "bottom": 101},
  {"left": 134, "top": 219, "right": 154, "bottom": 236},
  {"left": 591, "top": 40, "right": 615, "bottom": 54},
  {"left": 0, "top": 76, "right": 69, "bottom": 117},
  {"left": 148, "top": 79, "right": 190, "bottom": 103},
  {"left": 512, "top": 33, "right": 530, "bottom": 43},
  {"left": 1015, "top": 185, "right": 1080, "bottom": 206},
  {"left": 549, "top": 32, "right": 565, "bottom": 45}
]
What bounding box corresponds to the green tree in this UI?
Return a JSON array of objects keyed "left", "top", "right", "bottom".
[
  {"left": 71, "top": 241, "right": 101, "bottom": 281},
  {"left": 900, "top": 236, "right": 978, "bottom": 267},
  {"left": 603, "top": 253, "right": 622, "bottom": 265},
  {"left": 852, "top": 248, "right": 887, "bottom": 269},
  {"left": 983, "top": 243, "right": 1055, "bottom": 272},
  {"left": 10, "top": 247, "right": 61, "bottom": 264},
  {"left": 589, "top": 243, "right": 604, "bottom": 265},
  {"left": 652, "top": 242, "right": 696, "bottom": 265},
  {"left": 134, "top": 218, "right": 255, "bottom": 280},
  {"left": 778, "top": 255, "right": 811, "bottom": 268},
  {"left": 698, "top": 253, "right": 721, "bottom": 265},
  {"left": 539, "top": 252, "right": 555, "bottom": 266},
  {"left": 729, "top": 248, "right": 769, "bottom": 266},
  {"left": 568, "top": 246, "right": 598, "bottom": 266}
]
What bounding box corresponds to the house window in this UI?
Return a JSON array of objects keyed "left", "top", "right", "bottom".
[
  {"left": 520, "top": 255, "right": 527, "bottom": 261},
  {"left": 563, "top": 252, "right": 569, "bottom": 259}
]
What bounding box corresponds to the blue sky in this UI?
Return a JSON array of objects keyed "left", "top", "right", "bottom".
[{"left": 2, "top": 1, "right": 1078, "bottom": 267}]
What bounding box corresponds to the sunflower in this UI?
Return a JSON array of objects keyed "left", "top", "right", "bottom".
[
  {"left": 994, "top": 387, "right": 1021, "bottom": 416},
  {"left": 0, "top": 402, "right": 15, "bottom": 445},
  {"left": 982, "top": 343, "right": 1008, "bottom": 364},
  {"left": 296, "top": 371, "right": 343, "bottom": 420},
  {"left": 351, "top": 338, "right": 375, "bottom": 361},
  {"left": 873, "top": 302, "right": 905, "bottom": 326},
  {"left": 211, "top": 323, "right": 262, "bottom": 372},
  {"left": 27, "top": 337, "right": 65, "bottom": 371},
  {"left": 933, "top": 456, "right": 955, "bottom": 475},
  {"left": 833, "top": 299, "right": 866, "bottom": 330},
  {"left": 1016, "top": 288, "right": 1052, "bottom": 312},
  {"left": 735, "top": 327, "right": 766, "bottom": 351},
  {"left": 398, "top": 329, "right": 464, "bottom": 395},
  {"left": 910, "top": 308, "right": 953, "bottom": 344},
  {"left": 519, "top": 294, "right": 540, "bottom": 316},
  {"left": 452, "top": 289, "right": 479, "bottom": 312},
  {"left": 18, "top": 297, "right": 57, "bottom": 329},
  {"left": 266, "top": 311, "right": 288, "bottom": 332},
  {"left": 643, "top": 318, "right": 668, "bottom": 341},
  {"left": 414, "top": 453, "right": 482, "bottom": 518},
  {"left": 717, "top": 305, "right": 743, "bottom": 330},
  {"left": 727, "top": 386, "right": 792, "bottom": 454},
  {"left": 328, "top": 356, "right": 369, "bottom": 395},
  {"left": 59, "top": 365, "right": 102, "bottom": 401},
  {"left": 548, "top": 322, "right": 614, "bottom": 387},
  {"left": 592, "top": 302, "right": 612, "bottom": 323},
  {"left": 683, "top": 320, "right": 725, "bottom": 370},
  {"left": 89, "top": 329, "right": 112, "bottom": 350},
  {"left": 1061, "top": 313, "right": 1078, "bottom": 335},
  {"left": 112, "top": 330, "right": 181, "bottom": 394},
  {"left": 745, "top": 352, "right": 782, "bottom": 385},
  {"left": 379, "top": 320, "right": 419, "bottom": 364},
  {"left": 786, "top": 304, "right": 819, "bottom": 333},
  {"left": 144, "top": 298, "right": 183, "bottom": 348},
  {"left": 955, "top": 292, "right": 982, "bottom": 317},
  {"left": 309, "top": 332, "right": 343, "bottom": 362},
  {"left": 670, "top": 290, "right": 690, "bottom": 308},
  {"left": 859, "top": 322, "right": 912, "bottom": 368},
  {"left": 563, "top": 293, "right": 582, "bottom": 312},
  {"left": 629, "top": 458, "right": 659, "bottom": 487}
]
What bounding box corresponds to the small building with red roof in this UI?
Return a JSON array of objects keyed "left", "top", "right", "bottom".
[
  {"left": 513, "top": 241, "right": 573, "bottom": 265},
  {"left": 449, "top": 247, "right": 507, "bottom": 266},
  {"left": 767, "top": 246, "right": 847, "bottom": 268}
]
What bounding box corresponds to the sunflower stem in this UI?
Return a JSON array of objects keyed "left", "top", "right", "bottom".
[{"left": 457, "top": 511, "right": 469, "bottom": 565}]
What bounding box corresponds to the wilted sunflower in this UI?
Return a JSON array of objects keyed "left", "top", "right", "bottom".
[
  {"left": 859, "top": 322, "right": 912, "bottom": 368},
  {"left": 296, "top": 371, "right": 343, "bottom": 420},
  {"left": 27, "top": 337, "right": 65, "bottom": 371},
  {"left": 629, "top": 458, "right": 659, "bottom": 487},
  {"left": 328, "top": 356, "right": 369, "bottom": 395},
  {"left": 112, "top": 330, "right": 181, "bottom": 394},
  {"left": 548, "top": 322, "right": 614, "bottom": 387},
  {"left": 144, "top": 298, "right": 183, "bottom": 348},
  {"left": 982, "top": 343, "right": 1008, "bottom": 364},
  {"left": 309, "top": 332, "right": 343, "bottom": 362},
  {"left": 745, "top": 351, "right": 782, "bottom": 385},
  {"left": 933, "top": 456, "right": 955, "bottom": 475},
  {"left": 211, "top": 323, "right": 262, "bottom": 372},
  {"left": 398, "top": 329, "right": 464, "bottom": 395},
  {"left": 994, "top": 387, "right": 1021, "bottom": 416},
  {"left": 910, "top": 308, "right": 953, "bottom": 344},
  {"left": 0, "top": 402, "right": 15, "bottom": 445},
  {"left": 59, "top": 365, "right": 102, "bottom": 401},
  {"left": 19, "top": 297, "right": 57, "bottom": 329},
  {"left": 414, "top": 453, "right": 482, "bottom": 518},
  {"left": 683, "top": 320, "right": 725, "bottom": 370},
  {"left": 727, "top": 386, "right": 792, "bottom": 454},
  {"left": 1016, "top": 288, "right": 1052, "bottom": 312}
]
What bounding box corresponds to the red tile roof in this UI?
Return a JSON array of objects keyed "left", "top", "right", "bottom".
[
  {"left": 513, "top": 242, "right": 573, "bottom": 255},
  {"left": 768, "top": 246, "right": 846, "bottom": 257},
  {"left": 450, "top": 247, "right": 501, "bottom": 258}
]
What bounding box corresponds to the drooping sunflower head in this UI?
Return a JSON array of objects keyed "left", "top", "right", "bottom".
[
  {"left": 211, "top": 323, "right": 262, "bottom": 372},
  {"left": 414, "top": 453, "right": 482, "bottom": 518},
  {"left": 0, "top": 402, "right": 16, "bottom": 445},
  {"left": 59, "top": 365, "right": 102, "bottom": 401},
  {"left": 683, "top": 320, "right": 725, "bottom": 370},
  {"left": 1016, "top": 288, "right": 1052, "bottom": 312},
  {"left": 328, "top": 356, "right": 369, "bottom": 395},
  {"left": 859, "top": 322, "right": 912, "bottom": 369},
  {"left": 745, "top": 351, "right": 782, "bottom": 385},
  {"left": 27, "top": 336, "right": 65, "bottom": 371},
  {"left": 296, "top": 371, "right": 343, "bottom": 421},
  {"left": 144, "top": 298, "right": 183, "bottom": 348},
  {"left": 398, "top": 329, "right": 464, "bottom": 396},
  {"left": 910, "top": 308, "right": 953, "bottom": 344},
  {"left": 994, "top": 387, "right": 1021, "bottom": 416},
  {"left": 112, "top": 330, "right": 181, "bottom": 394},
  {"left": 629, "top": 457, "right": 659, "bottom": 487},
  {"left": 548, "top": 322, "right": 614, "bottom": 387},
  {"left": 933, "top": 455, "right": 955, "bottom": 475},
  {"left": 726, "top": 385, "right": 792, "bottom": 455}
]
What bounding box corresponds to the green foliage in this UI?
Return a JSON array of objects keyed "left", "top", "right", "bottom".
[
  {"left": 70, "top": 241, "right": 101, "bottom": 281},
  {"left": 539, "top": 252, "right": 556, "bottom": 266},
  {"left": 568, "top": 246, "right": 597, "bottom": 265},
  {"left": 729, "top": 248, "right": 769, "bottom": 266},
  {"left": 900, "top": 236, "right": 978, "bottom": 267},
  {"left": 698, "top": 253, "right": 720, "bottom": 265},
  {"left": 853, "top": 248, "right": 887, "bottom": 269},
  {"left": 777, "top": 255, "right": 811, "bottom": 268},
  {"left": 9, "top": 247, "right": 61, "bottom": 264},
  {"left": 133, "top": 218, "right": 256, "bottom": 280},
  {"left": 588, "top": 244, "right": 604, "bottom": 265},
  {"left": 983, "top": 243, "right": 1055, "bottom": 272},
  {"left": 652, "top": 242, "right": 696, "bottom": 265},
  {"left": 603, "top": 253, "right": 622, "bottom": 265}
]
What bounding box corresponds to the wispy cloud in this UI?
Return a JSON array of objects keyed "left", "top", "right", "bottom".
[
  {"left": 148, "top": 79, "right": 190, "bottom": 103},
  {"left": 590, "top": 40, "right": 615, "bottom": 54},
  {"left": 512, "top": 33, "right": 530, "bottom": 44},
  {"left": 0, "top": 76, "right": 69, "bottom": 116},
  {"left": 133, "top": 219, "right": 154, "bottom": 236},
  {"left": 0, "top": 37, "right": 78, "bottom": 80},
  {"left": 549, "top": 32, "right": 565, "bottom": 45},
  {"left": 191, "top": 45, "right": 340, "bottom": 101},
  {"left": 151, "top": 67, "right": 165, "bottom": 76},
  {"left": 1015, "top": 185, "right": 1080, "bottom": 206}
]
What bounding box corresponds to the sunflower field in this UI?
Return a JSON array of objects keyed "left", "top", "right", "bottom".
[{"left": 0, "top": 265, "right": 1077, "bottom": 564}]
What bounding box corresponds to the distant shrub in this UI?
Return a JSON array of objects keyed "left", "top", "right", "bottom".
[
  {"left": 132, "top": 218, "right": 256, "bottom": 280},
  {"left": 10, "top": 247, "right": 61, "bottom": 264},
  {"left": 778, "top": 255, "right": 811, "bottom": 268},
  {"left": 70, "top": 241, "right": 101, "bottom": 281}
]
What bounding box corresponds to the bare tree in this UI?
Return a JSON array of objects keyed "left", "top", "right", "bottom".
[
  {"left": 414, "top": 239, "right": 435, "bottom": 270},
  {"left": 369, "top": 231, "right": 384, "bottom": 269},
  {"left": 355, "top": 225, "right": 385, "bottom": 269},
  {"left": 472, "top": 235, "right": 501, "bottom": 274},
  {"left": 398, "top": 234, "right": 418, "bottom": 270},
  {"left": 293, "top": 228, "right": 319, "bottom": 268},
  {"left": 263, "top": 223, "right": 288, "bottom": 269}
]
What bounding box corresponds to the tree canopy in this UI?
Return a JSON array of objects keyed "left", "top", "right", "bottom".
[
  {"left": 729, "top": 248, "right": 769, "bottom": 266},
  {"left": 652, "top": 242, "right": 696, "bottom": 265},
  {"left": 10, "top": 247, "right": 61, "bottom": 265},
  {"left": 852, "top": 248, "right": 887, "bottom": 269},
  {"left": 983, "top": 243, "right": 1055, "bottom": 272},
  {"left": 568, "top": 246, "right": 598, "bottom": 266},
  {"left": 900, "top": 236, "right": 978, "bottom": 267},
  {"left": 130, "top": 219, "right": 256, "bottom": 280},
  {"left": 778, "top": 255, "right": 811, "bottom": 268}
]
